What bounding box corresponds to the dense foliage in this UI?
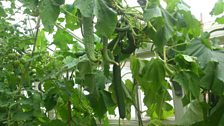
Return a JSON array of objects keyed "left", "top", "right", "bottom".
[{"left": 0, "top": 0, "right": 224, "bottom": 125}]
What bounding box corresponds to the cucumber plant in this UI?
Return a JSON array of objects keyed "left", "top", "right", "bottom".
[{"left": 1, "top": 0, "right": 224, "bottom": 126}]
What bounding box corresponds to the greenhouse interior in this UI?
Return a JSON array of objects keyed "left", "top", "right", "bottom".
[{"left": 1, "top": 0, "right": 224, "bottom": 126}]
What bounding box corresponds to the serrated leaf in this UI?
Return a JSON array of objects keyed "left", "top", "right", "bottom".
[
  {"left": 74, "top": 0, "right": 94, "bottom": 17},
  {"left": 64, "top": 5, "right": 79, "bottom": 30},
  {"left": 63, "top": 56, "right": 78, "bottom": 69},
  {"left": 185, "top": 38, "right": 213, "bottom": 67},
  {"left": 178, "top": 100, "right": 204, "bottom": 125},
  {"left": 147, "top": 8, "right": 175, "bottom": 51},
  {"left": 39, "top": 0, "right": 61, "bottom": 32},
  {"left": 185, "top": 39, "right": 224, "bottom": 84},
  {"left": 141, "top": 58, "right": 166, "bottom": 90},
  {"left": 182, "top": 11, "right": 201, "bottom": 37},
  {"left": 95, "top": 0, "right": 117, "bottom": 37},
  {"left": 173, "top": 71, "right": 201, "bottom": 98},
  {"left": 143, "top": 5, "right": 162, "bottom": 21},
  {"left": 53, "top": 29, "right": 73, "bottom": 50},
  {"left": 132, "top": 58, "right": 172, "bottom": 118}
]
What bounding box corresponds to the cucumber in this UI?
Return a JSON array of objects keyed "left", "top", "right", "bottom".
[
  {"left": 101, "top": 37, "right": 118, "bottom": 65},
  {"left": 121, "top": 31, "right": 136, "bottom": 54},
  {"left": 113, "top": 55, "right": 126, "bottom": 119},
  {"left": 82, "top": 16, "right": 98, "bottom": 62}
]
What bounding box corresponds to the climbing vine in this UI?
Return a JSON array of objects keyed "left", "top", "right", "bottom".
[{"left": 1, "top": 0, "right": 224, "bottom": 125}]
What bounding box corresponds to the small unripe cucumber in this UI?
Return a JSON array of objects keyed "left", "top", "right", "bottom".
[{"left": 102, "top": 37, "right": 118, "bottom": 65}]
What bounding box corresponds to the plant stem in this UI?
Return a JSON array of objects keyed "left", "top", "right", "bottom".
[
  {"left": 31, "top": 17, "right": 40, "bottom": 57},
  {"left": 67, "top": 100, "right": 72, "bottom": 126},
  {"left": 209, "top": 27, "right": 224, "bottom": 34},
  {"left": 55, "top": 24, "right": 83, "bottom": 44},
  {"left": 134, "top": 80, "right": 143, "bottom": 126},
  {"left": 167, "top": 42, "right": 189, "bottom": 49}
]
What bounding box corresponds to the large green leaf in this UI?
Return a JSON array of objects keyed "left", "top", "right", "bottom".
[
  {"left": 199, "top": 59, "right": 224, "bottom": 95},
  {"left": 87, "top": 94, "right": 107, "bottom": 119},
  {"left": 185, "top": 39, "right": 224, "bottom": 83},
  {"left": 95, "top": 0, "right": 117, "bottom": 37},
  {"left": 181, "top": 11, "right": 201, "bottom": 37},
  {"left": 178, "top": 100, "right": 204, "bottom": 125},
  {"left": 146, "top": 8, "right": 175, "bottom": 51},
  {"left": 173, "top": 71, "right": 201, "bottom": 98},
  {"left": 62, "top": 56, "right": 78, "bottom": 69},
  {"left": 74, "top": 0, "right": 94, "bottom": 17},
  {"left": 185, "top": 39, "right": 212, "bottom": 67},
  {"left": 143, "top": 4, "right": 162, "bottom": 21},
  {"left": 201, "top": 61, "right": 218, "bottom": 89},
  {"left": 141, "top": 58, "right": 166, "bottom": 91},
  {"left": 39, "top": 0, "right": 62, "bottom": 32},
  {"left": 131, "top": 58, "right": 172, "bottom": 118},
  {"left": 36, "top": 30, "right": 48, "bottom": 52},
  {"left": 210, "top": 1, "right": 224, "bottom": 16},
  {"left": 64, "top": 5, "right": 79, "bottom": 30},
  {"left": 53, "top": 29, "right": 73, "bottom": 50}
]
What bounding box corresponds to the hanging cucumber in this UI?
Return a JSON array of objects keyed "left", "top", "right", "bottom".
[
  {"left": 108, "top": 32, "right": 126, "bottom": 50},
  {"left": 113, "top": 55, "right": 126, "bottom": 119},
  {"left": 101, "top": 37, "right": 118, "bottom": 65},
  {"left": 121, "top": 31, "right": 137, "bottom": 54},
  {"left": 82, "top": 16, "right": 98, "bottom": 62}
]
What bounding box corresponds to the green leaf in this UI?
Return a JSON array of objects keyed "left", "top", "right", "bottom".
[
  {"left": 173, "top": 71, "right": 201, "bottom": 98},
  {"left": 63, "top": 56, "right": 78, "bottom": 69},
  {"left": 201, "top": 61, "right": 218, "bottom": 89},
  {"left": 64, "top": 5, "right": 79, "bottom": 30},
  {"left": 44, "top": 88, "right": 59, "bottom": 111},
  {"left": 39, "top": 0, "right": 61, "bottom": 32},
  {"left": 12, "top": 112, "right": 32, "bottom": 121},
  {"left": 132, "top": 58, "right": 172, "bottom": 118},
  {"left": 130, "top": 56, "right": 140, "bottom": 78},
  {"left": 185, "top": 39, "right": 224, "bottom": 84},
  {"left": 100, "top": 90, "right": 116, "bottom": 108},
  {"left": 215, "top": 16, "right": 224, "bottom": 24},
  {"left": 147, "top": 9, "right": 175, "bottom": 51},
  {"left": 210, "top": 1, "right": 224, "bottom": 16},
  {"left": 212, "top": 51, "right": 224, "bottom": 83},
  {"left": 143, "top": 5, "right": 162, "bottom": 21},
  {"left": 209, "top": 98, "right": 224, "bottom": 126},
  {"left": 74, "top": 0, "right": 94, "bottom": 17},
  {"left": 0, "top": 6, "right": 7, "bottom": 17},
  {"left": 185, "top": 39, "right": 213, "bottom": 67},
  {"left": 87, "top": 94, "right": 107, "bottom": 119},
  {"left": 53, "top": 29, "right": 73, "bottom": 50},
  {"left": 182, "top": 11, "right": 201, "bottom": 36},
  {"left": 141, "top": 58, "right": 166, "bottom": 91},
  {"left": 45, "top": 119, "right": 66, "bottom": 126},
  {"left": 95, "top": 0, "right": 117, "bottom": 37},
  {"left": 36, "top": 30, "right": 48, "bottom": 52},
  {"left": 178, "top": 100, "right": 204, "bottom": 125}
]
